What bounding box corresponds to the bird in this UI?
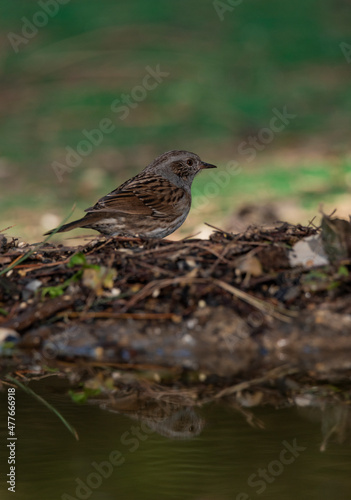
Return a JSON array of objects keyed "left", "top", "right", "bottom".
[{"left": 45, "top": 150, "right": 217, "bottom": 239}]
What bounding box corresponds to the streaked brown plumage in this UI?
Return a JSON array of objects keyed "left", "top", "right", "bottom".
[{"left": 45, "top": 150, "right": 217, "bottom": 238}]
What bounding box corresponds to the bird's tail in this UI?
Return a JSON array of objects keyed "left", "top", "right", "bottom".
[{"left": 44, "top": 217, "right": 88, "bottom": 236}]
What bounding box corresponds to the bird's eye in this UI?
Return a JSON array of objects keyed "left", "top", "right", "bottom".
[{"left": 186, "top": 159, "right": 194, "bottom": 166}]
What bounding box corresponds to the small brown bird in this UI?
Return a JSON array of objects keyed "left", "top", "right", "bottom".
[{"left": 45, "top": 150, "right": 216, "bottom": 239}]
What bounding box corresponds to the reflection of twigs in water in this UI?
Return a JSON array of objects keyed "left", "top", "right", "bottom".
[
  {"left": 213, "top": 365, "right": 299, "bottom": 400},
  {"left": 227, "top": 400, "right": 265, "bottom": 430},
  {"left": 320, "top": 404, "right": 349, "bottom": 452},
  {"left": 320, "top": 424, "right": 340, "bottom": 452}
]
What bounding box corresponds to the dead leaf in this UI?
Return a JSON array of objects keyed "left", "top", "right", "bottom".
[
  {"left": 82, "top": 267, "right": 117, "bottom": 296},
  {"left": 321, "top": 214, "right": 351, "bottom": 263},
  {"left": 289, "top": 234, "right": 329, "bottom": 268}
]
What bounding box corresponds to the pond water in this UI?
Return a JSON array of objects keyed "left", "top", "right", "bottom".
[{"left": 0, "top": 379, "right": 350, "bottom": 500}]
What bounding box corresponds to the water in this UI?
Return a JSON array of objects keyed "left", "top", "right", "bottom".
[{"left": 0, "top": 379, "right": 350, "bottom": 500}]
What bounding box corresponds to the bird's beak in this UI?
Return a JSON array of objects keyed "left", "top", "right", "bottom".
[{"left": 200, "top": 161, "right": 217, "bottom": 169}]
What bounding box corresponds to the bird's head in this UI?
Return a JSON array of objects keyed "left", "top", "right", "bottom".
[{"left": 149, "top": 150, "right": 217, "bottom": 189}]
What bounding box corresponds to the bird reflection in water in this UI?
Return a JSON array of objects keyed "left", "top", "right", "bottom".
[{"left": 94, "top": 390, "right": 205, "bottom": 439}]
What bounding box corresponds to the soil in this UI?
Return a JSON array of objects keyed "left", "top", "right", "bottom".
[{"left": 1, "top": 215, "right": 351, "bottom": 386}]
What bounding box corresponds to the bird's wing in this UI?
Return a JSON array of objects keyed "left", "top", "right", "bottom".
[{"left": 85, "top": 175, "right": 186, "bottom": 218}]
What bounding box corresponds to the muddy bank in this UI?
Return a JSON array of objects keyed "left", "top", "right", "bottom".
[{"left": 1, "top": 217, "right": 351, "bottom": 381}]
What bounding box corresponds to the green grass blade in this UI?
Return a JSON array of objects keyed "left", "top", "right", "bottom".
[{"left": 6, "top": 376, "right": 79, "bottom": 441}]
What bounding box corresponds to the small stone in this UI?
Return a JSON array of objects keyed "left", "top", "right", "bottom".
[
  {"left": 182, "top": 334, "right": 195, "bottom": 345},
  {"left": 0, "top": 328, "right": 19, "bottom": 343},
  {"left": 25, "top": 279, "right": 42, "bottom": 293}
]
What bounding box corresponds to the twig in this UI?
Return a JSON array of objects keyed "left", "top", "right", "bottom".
[
  {"left": 136, "top": 260, "right": 177, "bottom": 277},
  {"left": 10, "top": 257, "right": 72, "bottom": 275},
  {"left": 123, "top": 275, "right": 296, "bottom": 322},
  {"left": 213, "top": 365, "right": 299, "bottom": 399},
  {"left": 84, "top": 237, "right": 113, "bottom": 256},
  {"left": 204, "top": 222, "right": 229, "bottom": 234},
  {"left": 0, "top": 206, "right": 76, "bottom": 276},
  {"left": 0, "top": 225, "right": 15, "bottom": 234},
  {"left": 57, "top": 311, "right": 181, "bottom": 321},
  {"left": 211, "top": 279, "right": 298, "bottom": 321},
  {"left": 1, "top": 295, "right": 76, "bottom": 331}
]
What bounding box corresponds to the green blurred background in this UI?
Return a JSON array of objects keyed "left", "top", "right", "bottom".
[{"left": 0, "top": 0, "right": 350, "bottom": 242}]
